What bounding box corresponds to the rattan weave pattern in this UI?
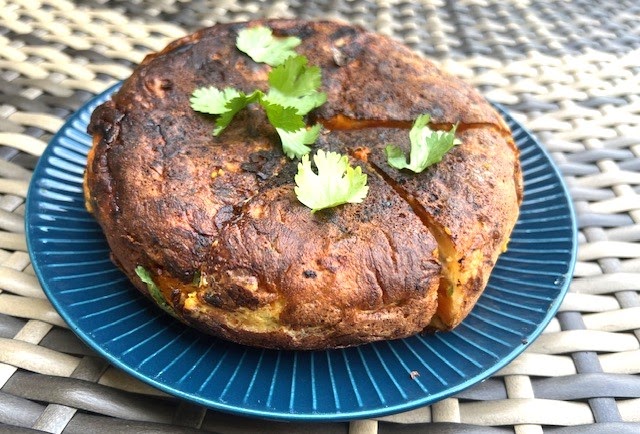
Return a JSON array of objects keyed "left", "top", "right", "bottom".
[{"left": 1, "top": 0, "right": 639, "bottom": 433}]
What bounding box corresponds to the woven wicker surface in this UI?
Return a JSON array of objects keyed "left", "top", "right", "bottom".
[{"left": 1, "top": 0, "right": 640, "bottom": 432}]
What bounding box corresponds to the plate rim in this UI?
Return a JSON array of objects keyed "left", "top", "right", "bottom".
[{"left": 25, "top": 84, "right": 578, "bottom": 421}]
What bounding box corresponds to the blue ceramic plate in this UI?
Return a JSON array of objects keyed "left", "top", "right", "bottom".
[{"left": 26, "top": 83, "right": 577, "bottom": 421}]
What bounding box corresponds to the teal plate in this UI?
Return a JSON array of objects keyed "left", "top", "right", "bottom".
[{"left": 26, "top": 83, "right": 577, "bottom": 421}]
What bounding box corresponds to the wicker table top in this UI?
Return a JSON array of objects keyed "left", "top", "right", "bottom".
[{"left": 1, "top": 1, "right": 639, "bottom": 433}]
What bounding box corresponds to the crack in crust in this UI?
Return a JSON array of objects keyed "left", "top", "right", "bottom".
[
  {"left": 366, "top": 159, "right": 456, "bottom": 315},
  {"left": 317, "top": 114, "right": 513, "bottom": 138}
]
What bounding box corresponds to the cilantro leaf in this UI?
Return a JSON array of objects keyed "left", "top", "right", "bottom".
[
  {"left": 385, "top": 145, "right": 409, "bottom": 170},
  {"left": 236, "top": 26, "right": 301, "bottom": 66},
  {"left": 190, "top": 87, "right": 245, "bottom": 115},
  {"left": 191, "top": 87, "right": 261, "bottom": 136},
  {"left": 261, "top": 100, "right": 305, "bottom": 132},
  {"left": 294, "top": 149, "right": 369, "bottom": 212},
  {"left": 212, "top": 90, "right": 261, "bottom": 135},
  {"left": 385, "top": 114, "right": 461, "bottom": 173},
  {"left": 277, "top": 124, "right": 322, "bottom": 159},
  {"left": 135, "top": 266, "right": 178, "bottom": 317},
  {"left": 265, "top": 55, "right": 327, "bottom": 115}
]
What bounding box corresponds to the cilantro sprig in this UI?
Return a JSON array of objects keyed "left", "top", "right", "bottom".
[
  {"left": 190, "top": 27, "right": 326, "bottom": 159},
  {"left": 385, "top": 114, "right": 461, "bottom": 173},
  {"left": 294, "top": 150, "right": 369, "bottom": 213}
]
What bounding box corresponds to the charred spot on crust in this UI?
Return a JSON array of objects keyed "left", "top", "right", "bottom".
[
  {"left": 214, "top": 205, "right": 236, "bottom": 230},
  {"left": 276, "top": 22, "right": 317, "bottom": 39},
  {"left": 87, "top": 102, "right": 124, "bottom": 143},
  {"left": 303, "top": 270, "right": 317, "bottom": 279},
  {"left": 264, "top": 160, "right": 299, "bottom": 188},
  {"left": 203, "top": 292, "right": 224, "bottom": 308},
  {"left": 329, "top": 25, "right": 360, "bottom": 43},
  {"left": 241, "top": 149, "right": 283, "bottom": 180},
  {"left": 202, "top": 284, "right": 261, "bottom": 310}
]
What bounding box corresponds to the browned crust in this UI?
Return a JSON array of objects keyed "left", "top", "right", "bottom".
[{"left": 83, "top": 19, "right": 522, "bottom": 349}]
